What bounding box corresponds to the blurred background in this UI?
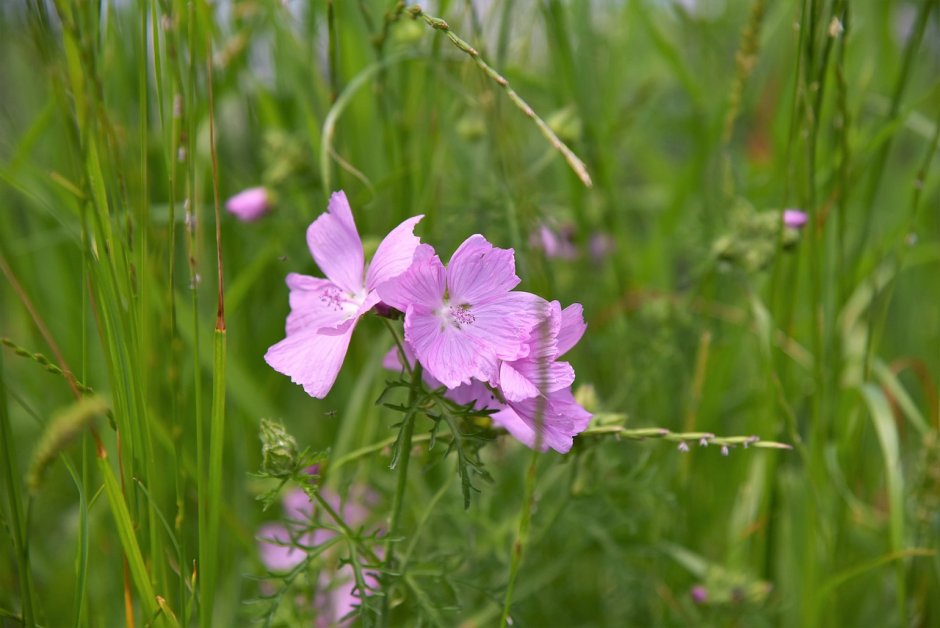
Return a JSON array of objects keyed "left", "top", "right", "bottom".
[{"left": 1, "top": 0, "right": 938, "bottom": 625}]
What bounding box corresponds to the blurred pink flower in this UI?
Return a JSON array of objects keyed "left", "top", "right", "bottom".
[
  {"left": 225, "top": 186, "right": 271, "bottom": 221},
  {"left": 530, "top": 222, "right": 578, "bottom": 260},
  {"left": 257, "top": 486, "right": 382, "bottom": 626},
  {"left": 589, "top": 232, "right": 614, "bottom": 263},
  {"left": 265, "top": 191, "right": 423, "bottom": 398},
  {"left": 782, "top": 209, "right": 808, "bottom": 229}
]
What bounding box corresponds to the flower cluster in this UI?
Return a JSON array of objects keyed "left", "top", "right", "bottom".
[{"left": 265, "top": 191, "right": 591, "bottom": 453}]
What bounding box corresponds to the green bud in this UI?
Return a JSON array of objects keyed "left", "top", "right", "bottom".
[{"left": 259, "top": 418, "right": 298, "bottom": 476}]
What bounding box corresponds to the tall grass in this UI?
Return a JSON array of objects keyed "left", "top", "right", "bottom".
[{"left": 1, "top": 0, "right": 938, "bottom": 625}]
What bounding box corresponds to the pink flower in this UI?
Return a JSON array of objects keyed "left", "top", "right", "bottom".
[
  {"left": 782, "top": 209, "right": 808, "bottom": 229},
  {"left": 265, "top": 191, "right": 423, "bottom": 398},
  {"left": 454, "top": 303, "right": 590, "bottom": 453},
  {"left": 377, "top": 235, "right": 545, "bottom": 389},
  {"left": 384, "top": 302, "right": 592, "bottom": 454},
  {"left": 530, "top": 222, "right": 578, "bottom": 260},
  {"left": 257, "top": 486, "right": 382, "bottom": 625},
  {"left": 225, "top": 186, "right": 271, "bottom": 221}
]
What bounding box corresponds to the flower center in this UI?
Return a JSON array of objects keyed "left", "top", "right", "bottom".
[
  {"left": 448, "top": 303, "right": 475, "bottom": 327},
  {"left": 320, "top": 286, "right": 366, "bottom": 317}
]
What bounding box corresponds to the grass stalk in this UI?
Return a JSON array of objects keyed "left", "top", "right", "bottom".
[
  {"left": 379, "top": 362, "right": 423, "bottom": 625},
  {"left": 0, "top": 350, "right": 37, "bottom": 626},
  {"left": 408, "top": 5, "right": 592, "bottom": 188}
]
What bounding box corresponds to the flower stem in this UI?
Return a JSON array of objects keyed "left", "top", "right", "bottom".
[
  {"left": 500, "top": 448, "right": 540, "bottom": 627},
  {"left": 379, "top": 362, "right": 422, "bottom": 624}
]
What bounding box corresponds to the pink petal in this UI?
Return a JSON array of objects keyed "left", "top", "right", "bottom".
[
  {"left": 382, "top": 346, "right": 402, "bottom": 371},
  {"left": 458, "top": 291, "right": 546, "bottom": 363},
  {"left": 556, "top": 303, "right": 586, "bottom": 357},
  {"left": 447, "top": 235, "right": 520, "bottom": 304},
  {"left": 522, "top": 300, "right": 562, "bottom": 360},
  {"left": 284, "top": 273, "right": 357, "bottom": 335},
  {"left": 508, "top": 388, "right": 592, "bottom": 453},
  {"left": 488, "top": 405, "right": 540, "bottom": 450},
  {"left": 376, "top": 249, "right": 446, "bottom": 312},
  {"left": 365, "top": 215, "right": 424, "bottom": 290},
  {"left": 498, "top": 362, "right": 540, "bottom": 401},
  {"left": 499, "top": 359, "right": 575, "bottom": 402},
  {"left": 307, "top": 191, "right": 365, "bottom": 294},
  {"left": 264, "top": 323, "right": 356, "bottom": 398},
  {"left": 404, "top": 308, "right": 494, "bottom": 388},
  {"left": 225, "top": 187, "right": 271, "bottom": 222},
  {"left": 257, "top": 523, "right": 307, "bottom": 572},
  {"left": 282, "top": 488, "right": 314, "bottom": 522},
  {"left": 446, "top": 380, "right": 498, "bottom": 408}
]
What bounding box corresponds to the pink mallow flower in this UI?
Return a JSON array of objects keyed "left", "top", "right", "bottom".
[
  {"left": 265, "top": 191, "right": 423, "bottom": 398},
  {"left": 454, "top": 302, "right": 590, "bottom": 453},
  {"left": 225, "top": 186, "right": 271, "bottom": 221},
  {"left": 383, "top": 302, "right": 592, "bottom": 454},
  {"left": 377, "top": 235, "right": 545, "bottom": 389}
]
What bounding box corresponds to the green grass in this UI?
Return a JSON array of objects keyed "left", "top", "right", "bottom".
[{"left": 1, "top": 0, "right": 938, "bottom": 625}]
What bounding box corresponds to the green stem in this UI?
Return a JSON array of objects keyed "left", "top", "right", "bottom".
[
  {"left": 0, "top": 349, "right": 36, "bottom": 626},
  {"left": 408, "top": 5, "right": 592, "bottom": 188},
  {"left": 379, "top": 362, "right": 422, "bottom": 625},
  {"left": 500, "top": 448, "right": 539, "bottom": 627},
  {"left": 312, "top": 491, "right": 381, "bottom": 564}
]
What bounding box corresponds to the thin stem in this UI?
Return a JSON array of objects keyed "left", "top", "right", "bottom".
[
  {"left": 408, "top": 5, "right": 592, "bottom": 188},
  {"left": 381, "top": 317, "right": 412, "bottom": 377},
  {"left": 500, "top": 448, "right": 539, "bottom": 627},
  {"left": 311, "top": 491, "right": 381, "bottom": 564},
  {"left": 379, "top": 362, "right": 423, "bottom": 624}
]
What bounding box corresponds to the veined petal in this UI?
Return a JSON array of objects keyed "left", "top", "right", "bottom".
[
  {"left": 366, "top": 215, "right": 424, "bottom": 290},
  {"left": 284, "top": 273, "right": 357, "bottom": 335},
  {"left": 376, "top": 249, "right": 445, "bottom": 312},
  {"left": 522, "top": 300, "right": 562, "bottom": 360},
  {"left": 460, "top": 291, "right": 547, "bottom": 363},
  {"left": 447, "top": 235, "right": 520, "bottom": 304},
  {"left": 488, "top": 406, "right": 540, "bottom": 450},
  {"left": 264, "top": 324, "right": 356, "bottom": 398},
  {"left": 307, "top": 191, "right": 365, "bottom": 294},
  {"left": 499, "top": 359, "right": 575, "bottom": 401},
  {"left": 556, "top": 303, "right": 587, "bottom": 357},
  {"left": 447, "top": 379, "right": 498, "bottom": 408},
  {"left": 405, "top": 308, "right": 495, "bottom": 388},
  {"left": 508, "top": 388, "right": 592, "bottom": 454},
  {"left": 498, "top": 362, "right": 540, "bottom": 402}
]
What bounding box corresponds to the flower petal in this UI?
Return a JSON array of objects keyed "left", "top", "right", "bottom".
[
  {"left": 366, "top": 215, "right": 424, "bottom": 290},
  {"left": 508, "top": 388, "right": 592, "bottom": 453},
  {"left": 556, "top": 303, "right": 586, "bottom": 357},
  {"left": 376, "top": 247, "right": 445, "bottom": 312},
  {"left": 404, "top": 307, "right": 493, "bottom": 388},
  {"left": 522, "top": 300, "right": 562, "bottom": 360},
  {"left": 264, "top": 323, "right": 356, "bottom": 398},
  {"left": 307, "top": 191, "right": 365, "bottom": 294},
  {"left": 284, "top": 273, "right": 357, "bottom": 335},
  {"left": 447, "top": 235, "right": 520, "bottom": 304},
  {"left": 498, "top": 362, "right": 540, "bottom": 401},
  {"left": 459, "top": 291, "right": 547, "bottom": 363},
  {"left": 499, "top": 359, "right": 575, "bottom": 401}
]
